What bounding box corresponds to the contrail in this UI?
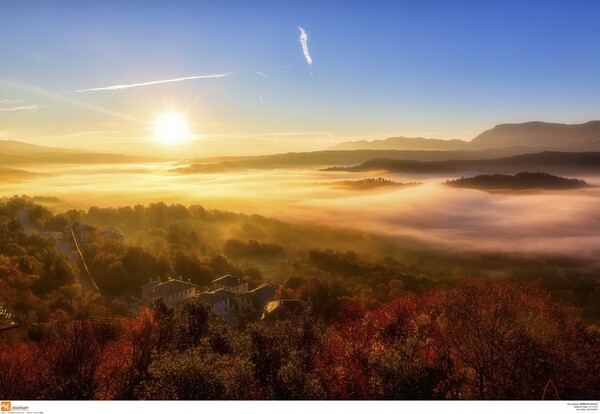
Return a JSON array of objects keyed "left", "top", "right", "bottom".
[
  {"left": 298, "top": 27, "right": 313, "bottom": 65},
  {"left": 1, "top": 78, "right": 149, "bottom": 124},
  {"left": 60, "top": 73, "right": 231, "bottom": 94},
  {"left": 256, "top": 71, "right": 268, "bottom": 78}
]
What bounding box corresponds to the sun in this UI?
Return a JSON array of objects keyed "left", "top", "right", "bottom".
[{"left": 154, "top": 112, "right": 190, "bottom": 145}]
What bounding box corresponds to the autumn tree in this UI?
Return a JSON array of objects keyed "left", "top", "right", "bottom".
[
  {"left": 436, "top": 278, "right": 600, "bottom": 399},
  {"left": 38, "top": 311, "right": 119, "bottom": 399},
  {"left": 137, "top": 348, "right": 255, "bottom": 399},
  {"left": 109, "top": 308, "right": 158, "bottom": 399}
]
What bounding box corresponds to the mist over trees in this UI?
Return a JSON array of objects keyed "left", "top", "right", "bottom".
[{"left": 0, "top": 196, "right": 599, "bottom": 400}]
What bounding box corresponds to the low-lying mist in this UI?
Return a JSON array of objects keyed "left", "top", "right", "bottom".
[{"left": 3, "top": 162, "right": 600, "bottom": 263}]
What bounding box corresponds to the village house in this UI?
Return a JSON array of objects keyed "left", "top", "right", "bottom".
[
  {"left": 197, "top": 280, "right": 280, "bottom": 324},
  {"left": 211, "top": 275, "right": 249, "bottom": 293},
  {"left": 141, "top": 276, "right": 197, "bottom": 306},
  {"left": 196, "top": 289, "right": 236, "bottom": 316},
  {"left": 237, "top": 282, "right": 280, "bottom": 314},
  {"left": 138, "top": 274, "right": 281, "bottom": 326}
]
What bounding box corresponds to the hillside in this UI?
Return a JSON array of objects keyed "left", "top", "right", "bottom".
[
  {"left": 0, "top": 140, "right": 84, "bottom": 155},
  {"left": 0, "top": 166, "right": 47, "bottom": 182},
  {"left": 445, "top": 172, "right": 590, "bottom": 191},
  {"left": 324, "top": 151, "right": 600, "bottom": 175},
  {"left": 0, "top": 140, "right": 163, "bottom": 165},
  {"left": 173, "top": 148, "right": 529, "bottom": 174}
]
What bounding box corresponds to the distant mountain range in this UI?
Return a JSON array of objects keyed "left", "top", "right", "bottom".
[
  {"left": 330, "top": 121, "right": 600, "bottom": 152},
  {"left": 330, "top": 137, "right": 470, "bottom": 151}
]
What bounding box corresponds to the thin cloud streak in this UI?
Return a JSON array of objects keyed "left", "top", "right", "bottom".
[
  {"left": 255, "top": 71, "right": 268, "bottom": 78},
  {"left": 0, "top": 104, "right": 41, "bottom": 111},
  {"left": 0, "top": 99, "right": 25, "bottom": 104},
  {"left": 60, "top": 73, "right": 232, "bottom": 94},
  {"left": 298, "top": 27, "right": 313, "bottom": 65}
]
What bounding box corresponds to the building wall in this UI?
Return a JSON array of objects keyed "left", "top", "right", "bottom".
[
  {"left": 213, "top": 298, "right": 231, "bottom": 315},
  {"left": 235, "top": 295, "right": 254, "bottom": 313},
  {"left": 213, "top": 281, "right": 249, "bottom": 294},
  {"left": 142, "top": 285, "right": 157, "bottom": 305},
  {"left": 165, "top": 287, "right": 197, "bottom": 306},
  {"left": 143, "top": 285, "right": 196, "bottom": 306}
]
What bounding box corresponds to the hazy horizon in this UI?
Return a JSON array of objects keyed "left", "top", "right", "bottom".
[{"left": 2, "top": 162, "right": 600, "bottom": 265}]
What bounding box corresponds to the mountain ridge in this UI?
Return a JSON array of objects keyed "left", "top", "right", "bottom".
[
  {"left": 329, "top": 121, "right": 600, "bottom": 152},
  {"left": 330, "top": 137, "right": 470, "bottom": 151}
]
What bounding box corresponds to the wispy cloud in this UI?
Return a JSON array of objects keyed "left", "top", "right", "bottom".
[
  {"left": 0, "top": 99, "right": 24, "bottom": 105},
  {"left": 0, "top": 104, "right": 42, "bottom": 111},
  {"left": 60, "top": 73, "right": 231, "bottom": 94},
  {"left": 255, "top": 71, "right": 268, "bottom": 78},
  {"left": 298, "top": 27, "right": 313, "bottom": 65}
]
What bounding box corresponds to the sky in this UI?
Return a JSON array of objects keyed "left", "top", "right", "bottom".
[{"left": 1, "top": 0, "right": 600, "bottom": 156}]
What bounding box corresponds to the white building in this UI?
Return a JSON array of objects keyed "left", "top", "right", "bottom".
[
  {"left": 211, "top": 275, "right": 249, "bottom": 294},
  {"left": 141, "top": 277, "right": 197, "bottom": 307},
  {"left": 237, "top": 282, "right": 280, "bottom": 313},
  {"left": 197, "top": 289, "right": 236, "bottom": 316},
  {"left": 198, "top": 281, "right": 280, "bottom": 317}
]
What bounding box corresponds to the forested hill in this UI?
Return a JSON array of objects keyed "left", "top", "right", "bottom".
[
  {"left": 444, "top": 172, "right": 590, "bottom": 191},
  {"left": 324, "top": 151, "right": 600, "bottom": 175}
]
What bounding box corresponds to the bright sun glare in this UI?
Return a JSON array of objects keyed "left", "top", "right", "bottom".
[{"left": 154, "top": 112, "right": 190, "bottom": 145}]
